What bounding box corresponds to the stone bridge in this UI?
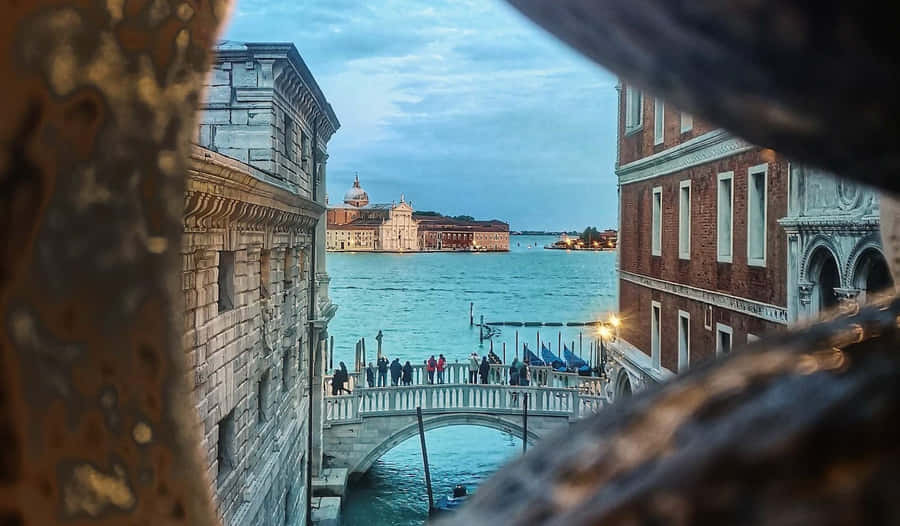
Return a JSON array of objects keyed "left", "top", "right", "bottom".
[{"left": 322, "top": 383, "right": 605, "bottom": 477}]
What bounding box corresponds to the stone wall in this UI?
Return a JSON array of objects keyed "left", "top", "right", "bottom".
[{"left": 184, "top": 146, "right": 328, "bottom": 526}]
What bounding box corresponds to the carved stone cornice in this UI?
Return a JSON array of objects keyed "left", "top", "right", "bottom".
[
  {"left": 185, "top": 146, "right": 324, "bottom": 233},
  {"left": 620, "top": 270, "right": 789, "bottom": 325},
  {"left": 616, "top": 129, "right": 754, "bottom": 185}
]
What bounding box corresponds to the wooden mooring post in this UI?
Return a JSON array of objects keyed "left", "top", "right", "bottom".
[
  {"left": 515, "top": 331, "right": 519, "bottom": 358},
  {"left": 470, "top": 302, "right": 474, "bottom": 326},
  {"left": 329, "top": 336, "right": 334, "bottom": 370},
  {"left": 480, "top": 315, "right": 484, "bottom": 343},
  {"left": 522, "top": 393, "right": 529, "bottom": 454},
  {"left": 579, "top": 331, "right": 583, "bottom": 356},
  {"left": 417, "top": 407, "right": 435, "bottom": 511},
  {"left": 558, "top": 332, "right": 561, "bottom": 354},
  {"left": 503, "top": 342, "right": 507, "bottom": 364},
  {"left": 362, "top": 338, "right": 366, "bottom": 370}
]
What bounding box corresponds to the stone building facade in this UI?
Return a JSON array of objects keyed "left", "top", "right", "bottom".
[
  {"left": 608, "top": 81, "right": 790, "bottom": 401},
  {"left": 780, "top": 166, "right": 893, "bottom": 321},
  {"left": 416, "top": 216, "right": 510, "bottom": 251},
  {"left": 326, "top": 176, "right": 418, "bottom": 251},
  {"left": 187, "top": 41, "right": 339, "bottom": 526}
]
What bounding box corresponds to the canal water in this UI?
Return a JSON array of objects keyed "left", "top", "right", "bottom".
[{"left": 326, "top": 235, "right": 617, "bottom": 525}]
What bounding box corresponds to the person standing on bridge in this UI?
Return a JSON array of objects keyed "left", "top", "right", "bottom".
[
  {"left": 377, "top": 356, "right": 389, "bottom": 387},
  {"left": 437, "top": 354, "right": 447, "bottom": 384},
  {"left": 390, "top": 358, "right": 402, "bottom": 386},
  {"left": 426, "top": 355, "right": 437, "bottom": 384},
  {"left": 402, "top": 360, "right": 413, "bottom": 385},
  {"left": 479, "top": 356, "right": 490, "bottom": 384},
  {"left": 366, "top": 362, "right": 375, "bottom": 388},
  {"left": 468, "top": 352, "right": 480, "bottom": 384},
  {"left": 509, "top": 357, "right": 520, "bottom": 386}
]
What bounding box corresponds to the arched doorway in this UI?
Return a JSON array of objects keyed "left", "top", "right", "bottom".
[
  {"left": 616, "top": 369, "right": 632, "bottom": 400},
  {"left": 853, "top": 248, "right": 895, "bottom": 303},
  {"left": 808, "top": 247, "right": 841, "bottom": 313}
]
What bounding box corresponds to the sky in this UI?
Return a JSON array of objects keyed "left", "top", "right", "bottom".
[{"left": 223, "top": 0, "right": 619, "bottom": 231}]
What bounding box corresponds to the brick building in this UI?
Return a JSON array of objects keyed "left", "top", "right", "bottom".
[
  {"left": 607, "top": 81, "right": 790, "bottom": 401},
  {"left": 416, "top": 215, "right": 510, "bottom": 251},
  {"left": 189, "top": 41, "right": 339, "bottom": 525}
]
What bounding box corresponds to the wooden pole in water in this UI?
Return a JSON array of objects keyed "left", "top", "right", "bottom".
[
  {"left": 470, "top": 302, "right": 474, "bottom": 326},
  {"left": 515, "top": 331, "right": 519, "bottom": 359},
  {"left": 490, "top": 338, "right": 493, "bottom": 354},
  {"left": 329, "top": 336, "right": 334, "bottom": 371},
  {"left": 417, "top": 407, "right": 434, "bottom": 511},
  {"left": 503, "top": 342, "right": 506, "bottom": 364},
  {"left": 480, "top": 315, "right": 484, "bottom": 343},
  {"left": 579, "top": 332, "right": 583, "bottom": 356},
  {"left": 558, "top": 332, "right": 561, "bottom": 354},
  {"left": 362, "top": 338, "right": 366, "bottom": 370},
  {"left": 522, "top": 393, "right": 529, "bottom": 454},
  {"left": 536, "top": 330, "right": 539, "bottom": 350}
]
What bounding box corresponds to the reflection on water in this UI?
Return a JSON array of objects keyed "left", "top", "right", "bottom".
[{"left": 341, "top": 427, "right": 521, "bottom": 526}]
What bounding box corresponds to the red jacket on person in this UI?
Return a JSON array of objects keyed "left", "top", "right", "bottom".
[
  {"left": 426, "top": 358, "right": 437, "bottom": 372},
  {"left": 437, "top": 357, "right": 446, "bottom": 372}
]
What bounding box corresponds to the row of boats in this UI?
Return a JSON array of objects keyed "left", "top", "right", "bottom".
[{"left": 522, "top": 343, "right": 593, "bottom": 376}]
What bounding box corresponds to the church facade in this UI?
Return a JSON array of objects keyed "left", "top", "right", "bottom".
[{"left": 326, "top": 176, "right": 418, "bottom": 251}]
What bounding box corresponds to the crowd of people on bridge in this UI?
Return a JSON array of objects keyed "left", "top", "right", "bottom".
[{"left": 332, "top": 350, "right": 536, "bottom": 394}]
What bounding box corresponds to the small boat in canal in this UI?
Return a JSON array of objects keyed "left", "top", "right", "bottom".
[{"left": 431, "top": 485, "right": 470, "bottom": 516}]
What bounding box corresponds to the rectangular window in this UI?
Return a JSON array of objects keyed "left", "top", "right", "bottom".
[
  {"left": 654, "top": 98, "right": 665, "bottom": 145},
  {"left": 717, "top": 172, "right": 734, "bottom": 263},
  {"left": 257, "top": 369, "right": 270, "bottom": 424},
  {"left": 716, "top": 323, "right": 733, "bottom": 356},
  {"left": 747, "top": 163, "right": 768, "bottom": 266},
  {"left": 747, "top": 333, "right": 760, "bottom": 343},
  {"left": 651, "top": 301, "right": 661, "bottom": 369},
  {"left": 282, "top": 352, "right": 290, "bottom": 392},
  {"left": 217, "top": 251, "right": 235, "bottom": 312},
  {"left": 283, "top": 249, "right": 294, "bottom": 289},
  {"left": 216, "top": 409, "right": 235, "bottom": 485},
  {"left": 704, "top": 305, "right": 713, "bottom": 330},
  {"left": 259, "top": 250, "right": 270, "bottom": 299},
  {"left": 625, "top": 85, "right": 643, "bottom": 131},
  {"left": 651, "top": 186, "right": 662, "bottom": 256},
  {"left": 301, "top": 130, "right": 311, "bottom": 172},
  {"left": 680, "top": 112, "right": 693, "bottom": 133},
  {"left": 283, "top": 114, "right": 293, "bottom": 160},
  {"left": 678, "top": 310, "right": 690, "bottom": 373},
  {"left": 679, "top": 180, "right": 691, "bottom": 259}
]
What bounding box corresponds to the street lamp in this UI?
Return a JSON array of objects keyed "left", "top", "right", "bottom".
[
  {"left": 608, "top": 314, "right": 621, "bottom": 341},
  {"left": 598, "top": 325, "right": 611, "bottom": 378}
]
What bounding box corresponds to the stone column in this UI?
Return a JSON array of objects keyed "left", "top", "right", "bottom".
[
  {"left": 787, "top": 233, "right": 800, "bottom": 324},
  {"left": 311, "top": 333, "right": 326, "bottom": 475},
  {"left": 798, "top": 282, "right": 814, "bottom": 320}
]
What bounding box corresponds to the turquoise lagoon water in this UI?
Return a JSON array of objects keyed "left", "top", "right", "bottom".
[{"left": 326, "top": 235, "right": 617, "bottom": 525}]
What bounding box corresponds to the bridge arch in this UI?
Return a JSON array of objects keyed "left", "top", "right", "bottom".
[{"left": 351, "top": 413, "right": 541, "bottom": 476}]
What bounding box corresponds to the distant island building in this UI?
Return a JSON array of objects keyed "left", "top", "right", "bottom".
[
  {"left": 326, "top": 176, "right": 417, "bottom": 251},
  {"left": 326, "top": 176, "right": 509, "bottom": 252}
]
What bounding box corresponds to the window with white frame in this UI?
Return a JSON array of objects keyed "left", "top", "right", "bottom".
[
  {"left": 678, "top": 310, "right": 690, "bottom": 373},
  {"left": 654, "top": 98, "right": 665, "bottom": 145},
  {"left": 651, "top": 186, "right": 662, "bottom": 256},
  {"left": 717, "top": 172, "right": 734, "bottom": 262},
  {"left": 625, "top": 85, "right": 643, "bottom": 131},
  {"left": 716, "top": 323, "right": 733, "bottom": 356},
  {"left": 679, "top": 180, "right": 691, "bottom": 259},
  {"left": 680, "top": 112, "right": 693, "bottom": 133},
  {"left": 651, "top": 301, "right": 661, "bottom": 369},
  {"left": 747, "top": 333, "right": 760, "bottom": 343},
  {"left": 747, "top": 163, "right": 768, "bottom": 266}
]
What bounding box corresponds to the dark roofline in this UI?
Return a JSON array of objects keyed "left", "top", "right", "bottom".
[{"left": 214, "top": 41, "right": 340, "bottom": 132}]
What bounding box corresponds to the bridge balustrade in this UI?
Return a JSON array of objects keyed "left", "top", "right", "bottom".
[{"left": 324, "top": 383, "right": 605, "bottom": 424}]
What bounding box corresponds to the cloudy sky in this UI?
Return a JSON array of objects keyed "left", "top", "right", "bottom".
[{"left": 223, "top": 0, "right": 619, "bottom": 231}]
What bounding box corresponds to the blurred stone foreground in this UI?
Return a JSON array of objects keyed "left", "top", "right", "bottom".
[{"left": 1, "top": 1, "right": 900, "bottom": 526}]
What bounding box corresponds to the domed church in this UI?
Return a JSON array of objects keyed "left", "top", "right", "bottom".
[{"left": 326, "top": 175, "right": 418, "bottom": 251}]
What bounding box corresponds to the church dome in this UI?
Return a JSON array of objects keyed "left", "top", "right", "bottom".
[{"left": 344, "top": 175, "right": 369, "bottom": 206}]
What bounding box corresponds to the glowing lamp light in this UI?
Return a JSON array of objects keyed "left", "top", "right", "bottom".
[
  {"left": 598, "top": 326, "right": 611, "bottom": 339},
  {"left": 609, "top": 315, "right": 621, "bottom": 328}
]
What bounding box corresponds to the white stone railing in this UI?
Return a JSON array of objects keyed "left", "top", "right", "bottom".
[
  {"left": 323, "top": 384, "right": 605, "bottom": 423},
  {"left": 325, "top": 362, "right": 606, "bottom": 394}
]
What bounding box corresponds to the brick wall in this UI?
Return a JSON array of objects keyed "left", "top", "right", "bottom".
[
  {"left": 619, "top": 280, "right": 782, "bottom": 372},
  {"left": 619, "top": 150, "right": 789, "bottom": 307},
  {"left": 617, "top": 81, "right": 717, "bottom": 166}
]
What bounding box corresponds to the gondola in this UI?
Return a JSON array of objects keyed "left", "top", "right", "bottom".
[
  {"left": 541, "top": 343, "right": 567, "bottom": 371},
  {"left": 563, "top": 345, "right": 592, "bottom": 376},
  {"left": 523, "top": 344, "right": 544, "bottom": 366},
  {"left": 431, "top": 485, "right": 470, "bottom": 516}
]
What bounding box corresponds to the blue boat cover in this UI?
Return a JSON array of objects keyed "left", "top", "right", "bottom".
[
  {"left": 541, "top": 344, "right": 566, "bottom": 371},
  {"left": 523, "top": 344, "right": 544, "bottom": 366},
  {"left": 563, "top": 345, "right": 588, "bottom": 369}
]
